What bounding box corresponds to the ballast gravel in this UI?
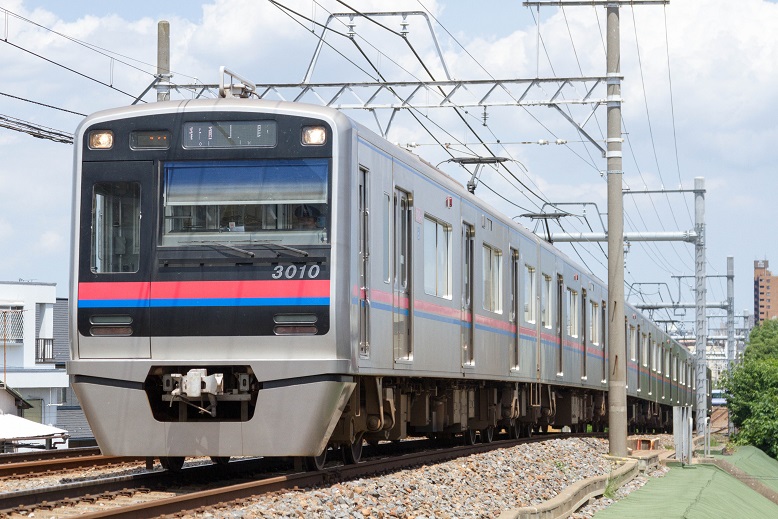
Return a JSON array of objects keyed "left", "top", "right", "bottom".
[
  {"left": 1, "top": 436, "right": 674, "bottom": 519},
  {"left": 185, "top": 437, "right": 616, "bottom": 519}
]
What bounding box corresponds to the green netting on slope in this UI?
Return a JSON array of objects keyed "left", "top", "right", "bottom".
[
  {"left": 593, "top": 464, "right": 778, "bottom": 519},
  {"left": 714, "top": 445, "right": 778, "bottom": 494}
]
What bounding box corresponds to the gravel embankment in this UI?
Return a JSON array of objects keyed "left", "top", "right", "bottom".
[
  {"left": 2, "top": 436, "right": 675, "bottom": 518},
  {"left": 185, "top": 437, "right": 615, "bottom": 519}
]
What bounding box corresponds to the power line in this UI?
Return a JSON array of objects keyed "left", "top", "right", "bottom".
[
  {"left": 0, "top": 91, "right": 86, "bottom": 117},
  {"left": 0, "top": 7, "right": 201, "bottom": 84},
  {"left": 1, "top": 39, "right": 144, "bottom": 102},
  {"left": 0, "top": 114, "right": 73, "bottom": 144}
]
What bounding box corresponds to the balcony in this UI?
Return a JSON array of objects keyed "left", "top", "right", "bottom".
[{"left": 36, "top": 338, "right": 54, "bottom": 363}]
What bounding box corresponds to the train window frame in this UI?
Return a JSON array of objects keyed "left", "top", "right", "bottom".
[
  {"left": 509, "top": 249, "right": 519, "bottom": 324},
  {"left": 541, "top": 273, "right": 552, "bottom": 329},
  {"left": 423, "top": 215, "right": 453, "bottom": 299},
  {"left": 652, "top": 340, "right": 658, "bottom": 372},
  {"left": 566, "top": 287, "right": 579, "bottom": 338},
  {"left": 482, "top": 243, "right": 503, "bottom": 313},
  {"left": 160, "top": 159, "right": 329, "bottom": 246},
  {"left": 600, "top": 302, "right": 606, "bottom": 347},
  {"left": 628, "top": 325, "right": 637, "bottom": 362},
  {"left": 510, "top": 249, "right": 520, "bottom": 370},
  {"left": 383, "top": 193, "right": 391, "bottom": 283},
  {"left": 673, "top": 354, "right": 678, "bottom": 382},
  {"left": 524, "top": 265, "right": 536, "bottom": 324},
  {"left": 589, "top": 300, "right": 599, "bottom": 345},
  {"left": 641, "top": 332, "right": 648, "bottom": 368},
  {"left": 90, "top": 181, "right": 142, "bottom": 274}
]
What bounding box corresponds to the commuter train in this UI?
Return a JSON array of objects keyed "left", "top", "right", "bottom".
[{"left": 69, "top": 97, "right": 702, "bottom": 470}]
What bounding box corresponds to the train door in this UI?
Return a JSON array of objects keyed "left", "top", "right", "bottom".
[
  {"left": 556, "top": 274, "right": 564, "bottom": 376},
  {"left": 358, "top": 167, "right": 370, "bottom": 358},
  {"left": 393, "top": 188, "right": 412, "bottom": 362},
  {"left": 510, "top": 248, "right": 520, "bottom": 371},
  {"left": 540, "top": 270, "right": 551, "bottom": 380},
  {"left": 601, "top": 301, "right": 607, "bottom": 383},
  {"left": 77, "top": 161, "right": 153, "bottom": 359},
  {"left": 636, "top": 326, "right": 642, "bottom": 393},
  {"left": 581, "top": 289, "right": 587, "bottom": 380},
  {"left": 646, "top": 333, "right": 656, "bottom": 396},
  {"left": 461, "top": 223, "right": 475, "bottom": 367}
]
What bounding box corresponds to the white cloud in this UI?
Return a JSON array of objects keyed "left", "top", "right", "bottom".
[{"left": 0, "top": 0, "right": 773, "bottom": 311}]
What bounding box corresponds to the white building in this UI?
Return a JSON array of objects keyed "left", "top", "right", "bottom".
[{"left": 0, "top": 281, "right": 92, "bottom": 444}]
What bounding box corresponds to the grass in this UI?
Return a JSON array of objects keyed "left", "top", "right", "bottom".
[{"left": 603, "top": 476, "right": 618, "bottom": 499}]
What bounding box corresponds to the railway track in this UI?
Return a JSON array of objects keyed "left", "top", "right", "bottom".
[
  {"left": 0, "top": 452, "right": 146, "bottom": 479},
  {"left": 0, "top": 432, "right": 605, "bottom": 518},
  {"left": 0, "top": 447, "right": 100, "bottom": 465}
]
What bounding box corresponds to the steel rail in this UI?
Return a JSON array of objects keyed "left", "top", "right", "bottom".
[
  {"left": 0, "top": 447, "right": 100, "bottom": 465},
  {"left": 0, "top": 454, "right": 145, "bottom": 478},
  {"left": 0, "top": 457, "right": 274, "bottom": 513}
]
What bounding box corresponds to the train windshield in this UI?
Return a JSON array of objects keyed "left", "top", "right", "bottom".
[{"left": 161, "top": 158, "right": 329, "bottom": 246}]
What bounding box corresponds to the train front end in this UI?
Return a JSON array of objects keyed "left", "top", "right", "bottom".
[{"left": 68, "top": 99, "right": 356, "bottom": 459}]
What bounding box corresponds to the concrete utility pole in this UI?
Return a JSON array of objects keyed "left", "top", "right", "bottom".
[
  {"left": 605, "top": 4, "right": 627, "bottom": 458},
  {"left": 156, "top": 21, "right": 171, "bottom": 102}
]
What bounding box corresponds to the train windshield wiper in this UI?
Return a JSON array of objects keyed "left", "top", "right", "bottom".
[
  {"left": 212, "top": 242, "right": 255, "bottom": 258},
  {"left": 180, "top": 240, "right": 256, "bottom": 258},
  {"left": 254, "top": 240, "right": 309, "bottom": 257},
  {"left": 175, "top": 240, "right": 309, "bottom": 258}
]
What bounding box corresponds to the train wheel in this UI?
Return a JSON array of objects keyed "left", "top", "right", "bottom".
[
  {"left": 305, "top": 448, "right": 328, "bottom": 471},
  {"left": 160, "top": 456, "right": 185, "bottom": 472},
  {"left": 464, "top": 428, "right": 477, "bottom": 446},
  {"left": 481, "top": 426, "right": 494, "bottom": 444},
  {"left": 342, "top": 433, "right": 365, "bottom": 465},
  {"left": 210, "top": 456, "right": 230, "bottom": 466},
  {"left": 523, "top": 424, "right": 533, "bottom": 438},
  {"left": 509, "top": 420, "right": 520, "bottom": 439}
]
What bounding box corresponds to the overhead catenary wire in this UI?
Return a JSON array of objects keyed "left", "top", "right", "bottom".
[
  {"left": 285, "top": 0, "right": 555, "bottom": 213},
  {"left": 0, "top": 91, "right": 86, "bottom": 116},
  {"left": 0, "top": 114, "right": 73, "bottom": 144},
  {"left": 0, "top": 7, "right": 201, "bottom": 85},
  {"left": 344, "top": 5, "right": 551, "bottom": 211},
  {"left": 4, "top": 4, "right": 704, "bottom": 305},
  {"left": 590, "top": 4, "right": 696, "bottom": 291},
  {"left": 521, "top": 4, "right": 699, "bottom": 305},
  {"left": 413, "top": 0, "right": 600, "bottom": 218},
  {"left": 269, "top": 1, "right": 383, "bottom": 81},
  {"left": 1, "top": 39, "right": 145, "bottom": 103},
  {"left": 628, "top": 8, "right": 694, "bottom": 270}
]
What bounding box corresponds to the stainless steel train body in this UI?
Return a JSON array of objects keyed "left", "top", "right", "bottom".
[{"left": 69, "top": 98, "right": 700, "bottom": 463}]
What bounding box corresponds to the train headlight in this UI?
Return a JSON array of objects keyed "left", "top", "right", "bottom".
[
  {"left": 88, "top": 130, "right": 114, "bottom": 149},
  {"left": 302, "top": 126, "right": 326, "bottom": 145}
]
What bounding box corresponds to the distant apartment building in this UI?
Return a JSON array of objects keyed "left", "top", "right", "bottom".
[
  {"left": 754, "top": 260, "right": 778, "bottom": 324},
  {"left": 0, "top": 281, "right": 93, "bottom": 445}
]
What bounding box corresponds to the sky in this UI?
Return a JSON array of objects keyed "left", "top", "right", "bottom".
[{"left": 1, "top": 0, "right": 776, "bottom": 342}]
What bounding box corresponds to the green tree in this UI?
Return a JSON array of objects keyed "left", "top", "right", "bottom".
[
  {"left": 723, "top": 320, "right": 778, "bottom": 458},
  {"left": 742, "top": 319, "right": 778, "bottom": 362}
]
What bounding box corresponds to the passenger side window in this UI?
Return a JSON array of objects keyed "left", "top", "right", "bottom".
[
  {"left": 482, "top": 244, "right": 502, "bottom": 313},
  {"left": 91, "top": 182, "right": 141, "bottom": 273},
  {"left": 524, "top": 265, "right": 536, "bottom": 323},
  {"left": 542, "top": 274, "right": 552, "bottom": 328},
  {"left": 423, "top": 216, "right": 452, "bottom": 298}
]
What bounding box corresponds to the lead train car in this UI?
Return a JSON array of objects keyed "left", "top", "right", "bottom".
[{"left": 69, "top": 98, "right": 699, "bottom": 468}]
